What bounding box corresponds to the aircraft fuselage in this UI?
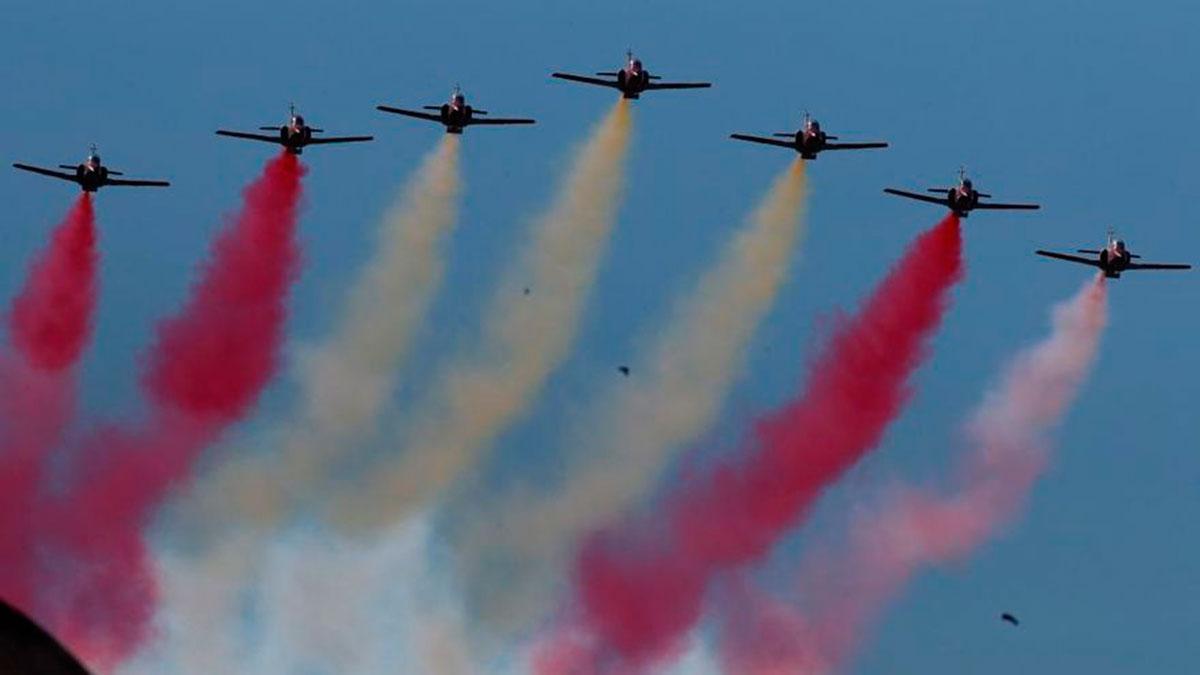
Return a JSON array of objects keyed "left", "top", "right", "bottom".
[
  {"left": 440, "top": 102, "right": 475, "bottom": 134},
  {"left": 1096, "top": 246, "right": 1133, "bottom": 278},
  {"left": 794, "top": 128, "right": 827, "bottom": 159},
  {"left": 274, "top": 124, "right": 314, "bottom": 154},
  {"left": 944, "top": 187, "right": 980, "bottom": 217},
  {"left": 616, "top": 66, "right": 652, "bottom": 98}
]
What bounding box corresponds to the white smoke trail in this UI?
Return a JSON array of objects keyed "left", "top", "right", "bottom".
[{"left": 719, "top": 275, "right": 1109, "bottom": 674}]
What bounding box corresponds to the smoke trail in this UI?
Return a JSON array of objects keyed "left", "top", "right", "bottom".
[
  {"left": 541, "top": 214, "right": 964, "bottom": 671},
  {"left": 718, "top": 274, "right": 1109, "bottom": 674},
  {"left": 457, "top": 158, "right": 809, "bottom": 636},
  {"left": 0, "top": 195, "right": 98, "bottom": 614},
  {"left": 326, "top": 98, "right": 632, "bottom": 531},
  {"left": 131, "top": 137, "right": 462, "bottom": 672},
  {"left": 194, "top": 135, "right": 462, "bottom": 529},
  {"left": 28, "top": 153, "right": 304, "bottom": 668}
]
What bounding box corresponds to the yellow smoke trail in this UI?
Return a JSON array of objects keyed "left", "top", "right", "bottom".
[
  {"left": 326, "top": 99, "right": 633, "bottom": 532},
  {"left": 192, "top": 136, "right": 462, "bottom": 528},
  {"left": 458, "top": 159, "right": 808, "bottom": 632},
  {"left": 126, "top": 137, "right": 464, "bottom": 674}
]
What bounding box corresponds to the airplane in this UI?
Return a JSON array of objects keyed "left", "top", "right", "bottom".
[
  {"left": 216, "top": 105, "right": 373, "bottom": 154},
  {"left": 12, "top": 145, "right": 170, "bottom": 192},
  {"left": 551, "top": 50, "right": 711, "bottom": 99},
  {"left": 730, "top": 112, "right": 888, "bottom": 159},
  {"left": 884, "top": 168, "right": 1040, "bottom": 217},
  {"left": 1036, "top": 230, "right": 1191, "bottom": 278},
  {"left": 376, "top": 86, "right": 536, "bottom": 134}
]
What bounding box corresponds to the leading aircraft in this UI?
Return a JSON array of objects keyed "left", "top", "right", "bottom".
[
  {"left": 552, "top": 50, "right": 711, "bottom": 99},
  {"left": 731, "top": 113, "right": 888, "bottom": 159},
  {"left": 216, "top": 105, "right": 373, "bottom": 154},
  {"left": 12, "top": 145, "right": 170, "bottom": 192},
  {"left": 884, "top": 169, "right": 1040, "bottom": 217},
  {"left": 376, "top": 86, "right": 535, "bottom": 134},
  {"left": 1036, "top": 231, "right": 1191, "bottom": 278}
]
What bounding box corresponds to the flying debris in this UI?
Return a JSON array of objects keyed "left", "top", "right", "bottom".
[
  {"left": 377, "top": 86, "right": 536, "bottom": 134},
  {"left": 217, "top": 104, "right": 373, "bottom": 154},
  {"left": 552, "top": 50, "right": 712, "bottom": 99},
  {"left": 884, "top": 168, "right": 1039, "bottom": 217},
  {"left": 12, "top": 145, "right": 170, "bottom": 192},
  {"left": 1036, "top": 230, "right": 1191, "bottom": 278},
  {"left": 1001, "top": 613, "right": 1020, "bottom": 627},
  {"left": 618, "top": 366, "right": 630, "bottom": 376},
  {"left": 731, "top": 112, "right": 888, "bottom": 160},
  {"left": 0, "top": 599, "right": 90, "bottom": 674}
]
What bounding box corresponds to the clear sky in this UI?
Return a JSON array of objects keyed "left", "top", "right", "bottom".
[{"left": 2, "top": 1, "right": 1198, "bottom": 672}]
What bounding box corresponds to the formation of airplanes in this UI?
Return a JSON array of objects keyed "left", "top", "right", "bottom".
[{"left": 8, "top": 50, "right": 1191, "bottom": 277}]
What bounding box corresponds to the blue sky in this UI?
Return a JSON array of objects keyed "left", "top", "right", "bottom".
[{"left": 2, "top": 1, "right": 1198, "bottom": 672}]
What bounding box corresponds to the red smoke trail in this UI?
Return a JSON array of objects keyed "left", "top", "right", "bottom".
[
  {"left": 0, "top": 194, "right": 98, "bottom": 614},
  {"left": 542, "top": 214, "right": 964, "bottom": 672},
  {"left": 30, "top": 153, "right": 304, "bottom": 668},
  {"left": 718, "top": 275, "right": 1109, "bottom": 674}
]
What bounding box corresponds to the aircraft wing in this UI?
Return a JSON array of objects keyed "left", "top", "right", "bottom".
[
  {"left": 1126, "top": 261, "right": 1192, "bottom": 271},
  {"left": 825, "top": 141, "right": 889, "bottom": 150},
  {"left": 468, "top": 117, "right": 537, "bottom": 126},
  {"left": 883, "top": 188, "right": 950, "bottom": 206},
  {"left": 645, "top": 81, "right": 712, "bottom": 90},
  {"left": 975, "top": 200, "right": 1041, "bottom": 211},
  {"left": 730, "top": 134, "right": 795, "bottom": 150},
  {"left": 306, "top": 135, "right": 374, "bottom": 145},
  {"left": 376, "top": 105, "right": 443, "bottom": 122},
  {"left": 12, "top": 163, "right": 79, "bottom": 182},
  {"left": 215, "top": 130, "right": 283, "bottom": 144},
  {"left": 106, "top": 177, "right": 170, "bottom": 187},
  {"left": 1035, "top": 250, "right": 1102, "bottom": 268},
  {"left": 551, "top": 73, "right": 621, "bottom": 89}
]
